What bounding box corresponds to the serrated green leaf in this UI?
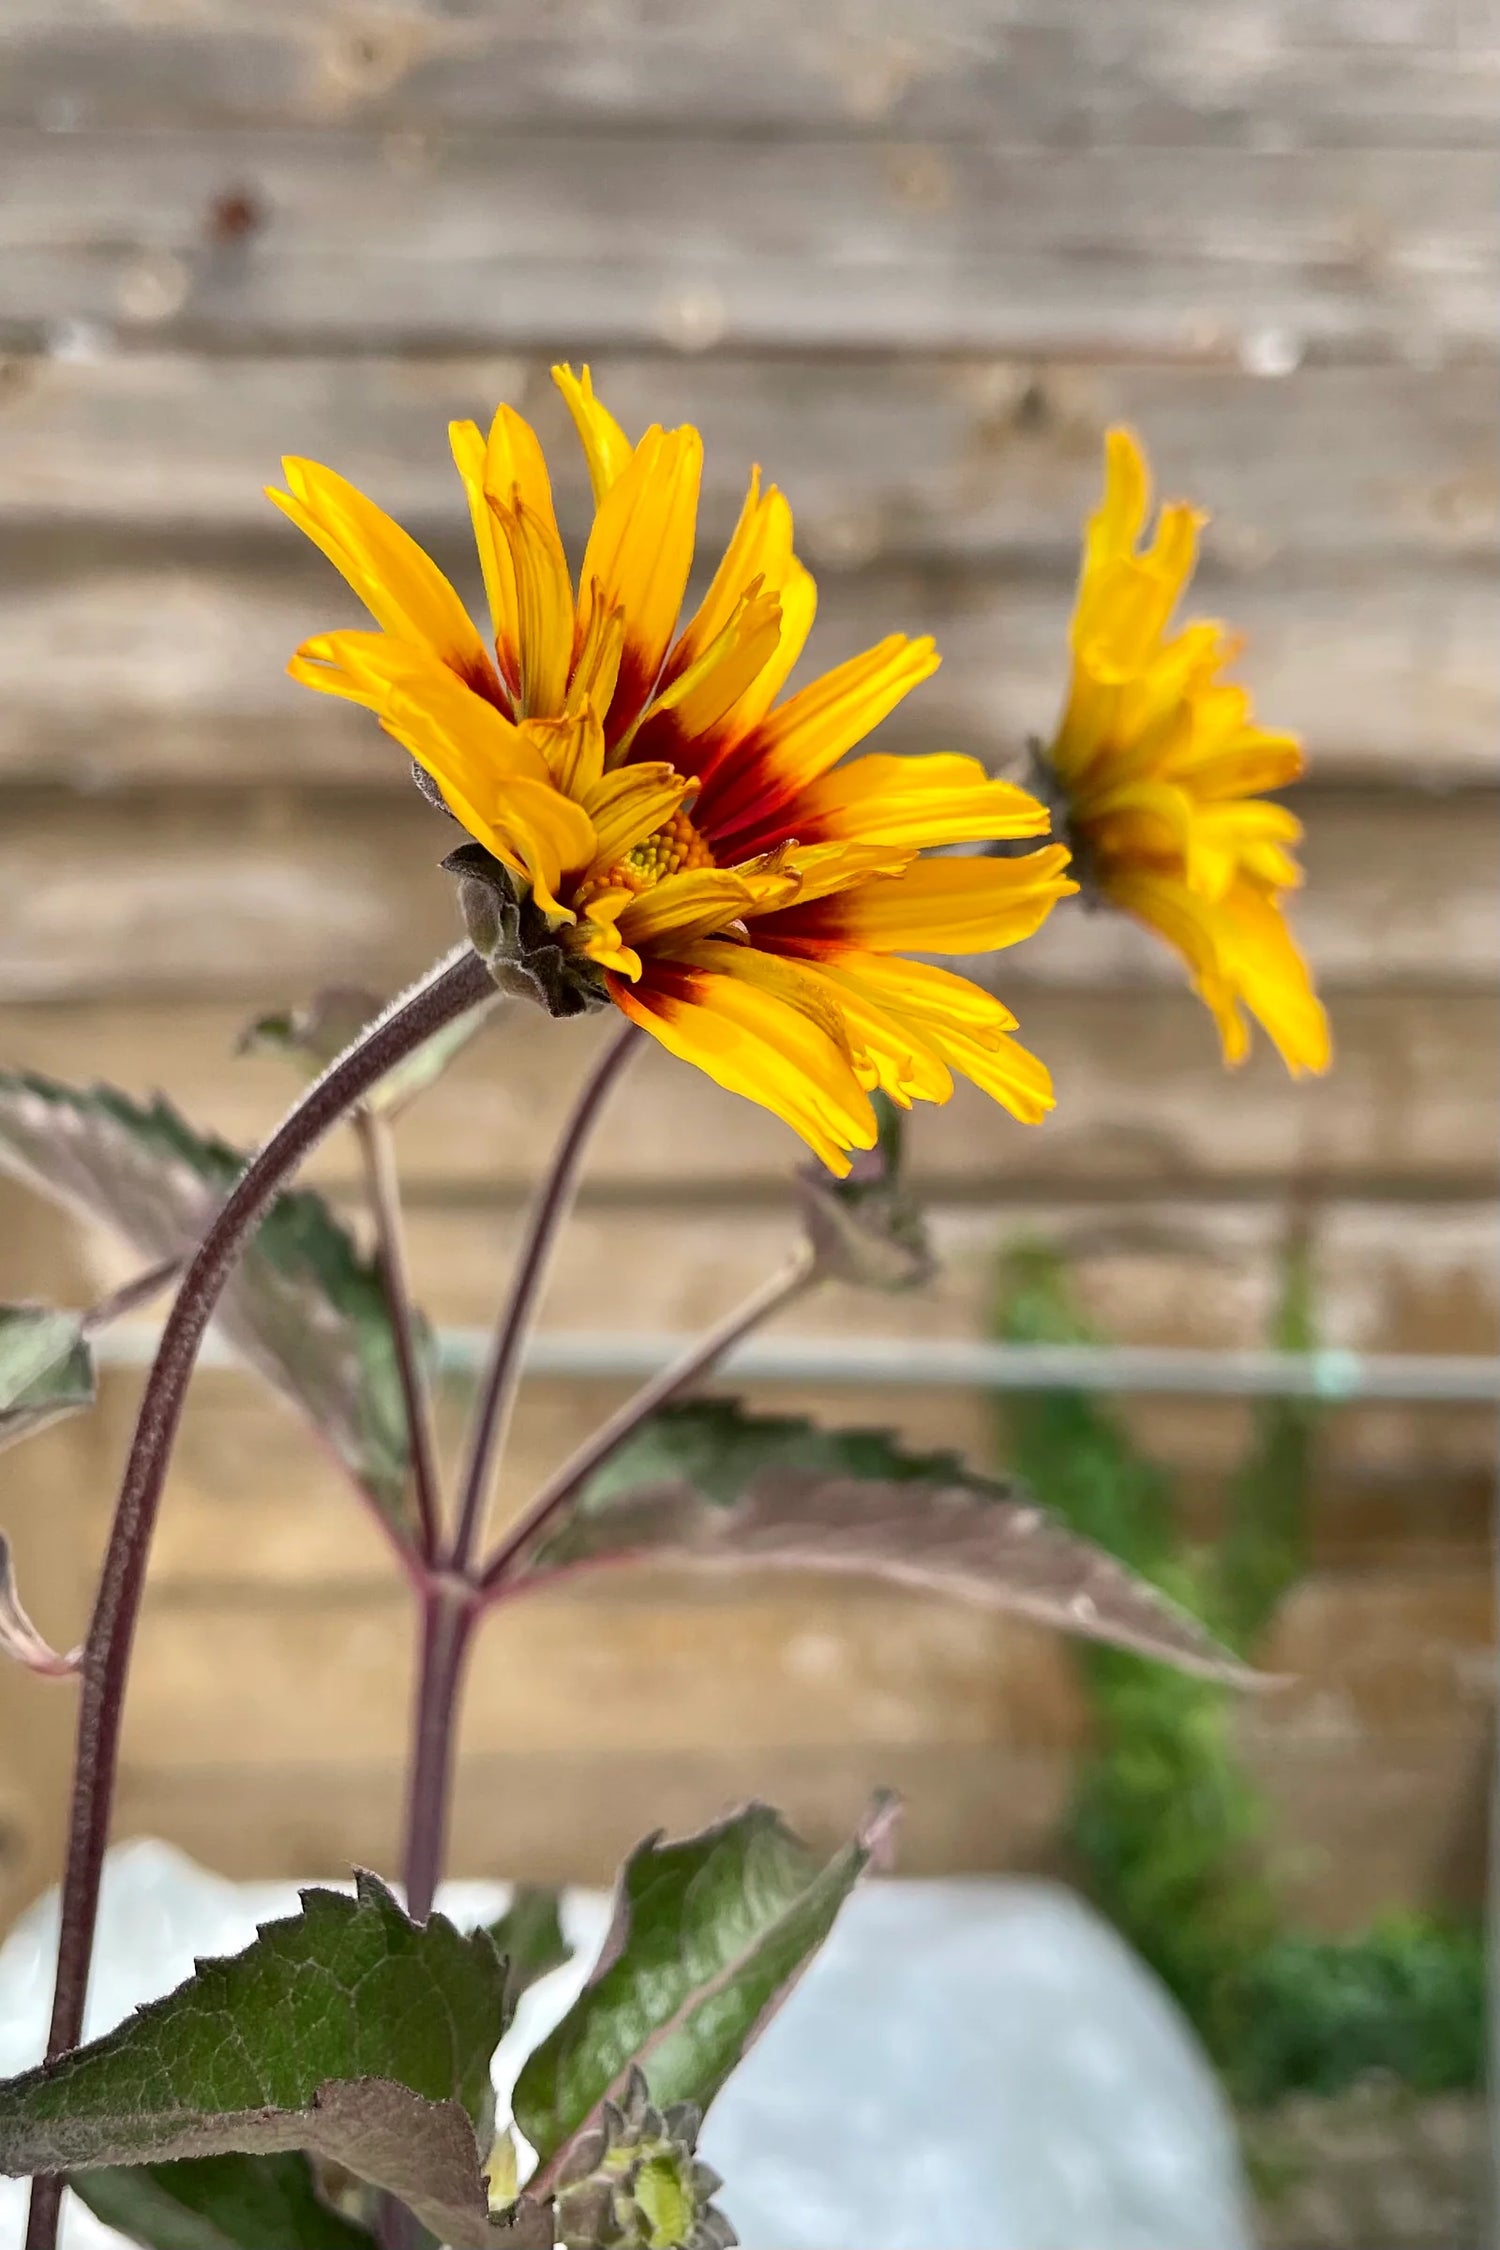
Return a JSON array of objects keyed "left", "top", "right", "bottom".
[
  {"left": 0, "top": 1873, "right": 549, "bottom": 2249},
  {"left": 516, "top": 1798, "right": 895, "bottom": 2177},
  {"left": 0, "top": 1073, "right": 426, "bottom": 1522},
  {"left": 72, "top": 2151, "right": 377, "bottom": 2250},
  {"left": 796, "top": 1091, "right": 933, "bottom": 1291},
  {"left": 485, "top": 1889, "right": 572, "bottom": 2012},
  {"left": 536, "top": 1400, "right": 1253, "bottom": 1684},
  {"left": 0, "top": 1303, "right": 94, "bottom": 1452},
  {"left": 240, "top": 987, "right": 501, "bottom": 1119}
]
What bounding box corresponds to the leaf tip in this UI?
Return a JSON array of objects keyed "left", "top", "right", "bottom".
[{"left": 857, "top": 1790, "right": 903, "bottom": 1872}]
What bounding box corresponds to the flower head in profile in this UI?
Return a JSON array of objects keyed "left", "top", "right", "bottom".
[
  {"left": 270, "top": 367, "right": 1074, "bottom": 1172},
  {"left": 1039, "top": 429, "right": 1329, "bottom": 1076}
]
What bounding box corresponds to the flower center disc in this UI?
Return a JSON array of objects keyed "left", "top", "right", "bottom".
[{"left": 585, "top": 804, "right": 715, "bottom": 903}]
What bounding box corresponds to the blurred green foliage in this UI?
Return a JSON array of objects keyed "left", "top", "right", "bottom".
[{"left": 992, "top": 1241, "right": 1484, "bottom": 2107}]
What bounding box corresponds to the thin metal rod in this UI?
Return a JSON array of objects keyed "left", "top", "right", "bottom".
[
  {"left": 446, "top": 1021, "right": 640, "bottom": 1574},
  {"left": 480, "top": 1250, "right": 816, "bottom": 1594},
  {"left": 466, "top": 1332, "right": 1500, "bottom": 1406},
  {"left": 24, "top": 945, "right": 493, "bottom": 2250},
  {"left": 353, "top": 1106, "right": 443, "bottom": 1563},
  {"left": 91, "top": 1326, "right": 1500, "bottom": 1406}
]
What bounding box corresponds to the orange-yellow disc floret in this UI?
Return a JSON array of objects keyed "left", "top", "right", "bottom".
[{"left": 577, "top": 804, "right": 715, "bottom": 907}]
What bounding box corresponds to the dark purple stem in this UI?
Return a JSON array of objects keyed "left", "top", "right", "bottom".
[
  {"left": 24, "top": 944, "right": 494, "bottom": 2250},
  {"left": 399, "top": 1581, "right": 477, "bottom": 1923},
  {"left": 479, "top": 1249, "right": 815, "bottom": 1597},
  {"left": 354, "top": 1106, "right": 443, "bottom": 1563},
  {"left": 446, "top": 1020, "right": 640, "bottom": 1574}
]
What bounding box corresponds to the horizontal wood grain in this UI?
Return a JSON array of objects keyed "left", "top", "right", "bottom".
[
  {"left": 4, "top": 983, "right": 1491, "bottom": 1200},
  {"left": 1, "top": 354, "right": 1492, "bottom": 566},
  {"left": 85, "top": 1374, "right": 1489, "bottom": 1601},
  {"left": 113, "top": 1742, "right": 1080, "bottom": 1891},
  {"left": 98, "top": 1573, "right": 1490, "bottom": 1929},
  {"left": 109, "top": 1557, "right": 1492, "bottom": 1782},
  {"left": 0, "top": 130, "right": 1493, "bottom": 358},
  {"left": 109, "top": 1730, "right": 1489, "bottom": 1924},
  {"left": 119, "top": 1584, "right": 1089, "bottom": 1769},
  {"left": 0, "top": 783, "right": 1490, "bottom": 1002},
  {"left": 0, "top": 0, "right": 1489, "bottom": 1941},
  {"left": 1, "top": 529, "right": 1490, "bottom": 785},
  {"left": 60, "top": 1182, "right": 1497, "bottom": 1363},
  {"left": 59, "top": 1193, "right": 1497, "bottom": 1547},
  {"left": 3, "top": 0, "right": 1496, "bottom": 148}
]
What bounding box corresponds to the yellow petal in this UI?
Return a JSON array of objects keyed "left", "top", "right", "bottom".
[
  {"left": 616, "top": 868, "right": 768, "bottom": 949},
  {"left": 287, "top": 628, "right": 403, "bottom": 712},
  {"left": 582, "top": 763, "right": 695, "bottom": 871},
  {"left": 576, "top": 424, "right": 703, "bottom": 741},
  {"left": 568, "top": 894, "right": 644, "bottom": 981},
  {"left": 1083, "top": 426, "right": 1150, "bottom": 577},
  {"left": 789, "top": 752, "right": 1051, "bottom": 849},
  {"left": 928, "top": 1020, "right": 1056, "bottom": 1124},
  {"left": 806, "top": 949, "right": 1020, "bottom": 1037},
  {"left": 553, "top": 363, "right": 635, "bottom": 506},
  {"left": 522, "top": 705, "right": 607, "bottom": 799},
  {"left": 608, "top": 952, "right": 877, "bottom": 1173},
  {"left": 715, "top": 558, "right": 818, "bottom": 741},
  {"left": 1179, "top": 728, "right": 1304, "bottom": 801},
  {"left": 634, "top": 584, "right": 785, "bottom": 755},
  {"left": 565, "top": 587, "right": 626, "bottom": 723},
  {"left": 1106, "top": 866, "right": 1330, "bottom": 1076},
  {"left": 740, "top": 633, "right": 940, "bottom": 795},
  {"left": 747, "top": 839, "right": 917, "bottom": 909},
  {"left": 450, "top": 404, "right": 561, "bottom": 696},
  {"left": 777, "top": 957, "right": 955, "bottom": 1106},
  {"left": 380, "top": 672, "right": 594, "bottom": 912},
  {"left": 488, "top": 493, "right": 576, "bottom": 719},
  {"left": 820, "top": 847, "right": 1076, "bottom": 955},
  {"left": 1215, "top": 878, "right": 1330, "bottom": 1073},
  {"left": 675, "top": 937, "right": 858, "bottom": 1064},
  {"left": 1184, "top": 799, "right": 1304, "bottom": 900},
  {"left": 270, "top": 460, "right": 494, "bottom": 689},
  {"left": 666, "top": 470, "right": 792, "bottom": 682}
]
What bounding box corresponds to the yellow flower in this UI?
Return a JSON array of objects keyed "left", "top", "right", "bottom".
[
  {"left": 1043, "top": 428, "right": 1330, "bottom": 1076},
  {"left": 270, "top": 367, "right": 1075, "bottom": 1172}
]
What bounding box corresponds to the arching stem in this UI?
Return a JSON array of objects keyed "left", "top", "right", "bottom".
[{"left": 25, "top": 945, "right": 494, "bottom": 2250}]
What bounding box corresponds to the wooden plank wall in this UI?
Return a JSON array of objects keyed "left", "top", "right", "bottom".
[{"left": 0, "top": 0, "right": 1494, "bottom": 1933}]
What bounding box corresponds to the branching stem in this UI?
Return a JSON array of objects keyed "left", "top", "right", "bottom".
[
  {"left": 446, "top": 1020, "right": 640, "bottom": 1574},
  {"left": 24, "top": 944, "right": 494, "bottom": 2250},
  {"left": 479, "top": 1248, "right": 816, "bottom": 1596},
  {"left": 354, "top": 1106, "right": 443, "bottom": 1562}
]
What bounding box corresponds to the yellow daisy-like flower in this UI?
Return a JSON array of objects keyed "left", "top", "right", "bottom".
[
  {"left": 270, "top": 366, "right": 1075, "bottom": 1173},
  {"left": 1042, "top": 428, "right": 1330, "bottom": 1076}
]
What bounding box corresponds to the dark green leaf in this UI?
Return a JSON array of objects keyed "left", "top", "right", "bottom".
[
  {"left": 538, "top": 1399, "right": 1254, "bottom": 1684},
  {"left": 72, "top": 2151, "right": 377, "bottom": 2250},
  {"left": 796, "top": 1091, "right": 933, "bottom": 1291},
  {"left": 0, "top": 1302, "right": 94, "bottom": 1452},
  {"left": 515, "top": 1797, "right": 896, "bottom": 2176},
  {"left": 0, "top": 1872, "right": 548, "bottom": 2249},
  {"left": 240, "top": 986, "right": 502, "bottom": 1119},
  {"left": 484, "top": 1890, "right": 572, "bottom": 2012},
  {"left": 0, "top": 1073, "right": 426, "bottom": 1522}
]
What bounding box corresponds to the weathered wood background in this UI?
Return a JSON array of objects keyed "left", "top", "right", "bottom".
[{"left": 0, "top": 0, "right": 1494, "bottom": 1934}]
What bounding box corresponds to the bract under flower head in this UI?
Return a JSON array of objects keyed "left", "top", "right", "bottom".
[
  {"left": 1043, "top": 427, "right": 1330, "bottom": 1077},
  {"left": 270, "top": 367, "right": 1075, "bottom": 1172}
]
